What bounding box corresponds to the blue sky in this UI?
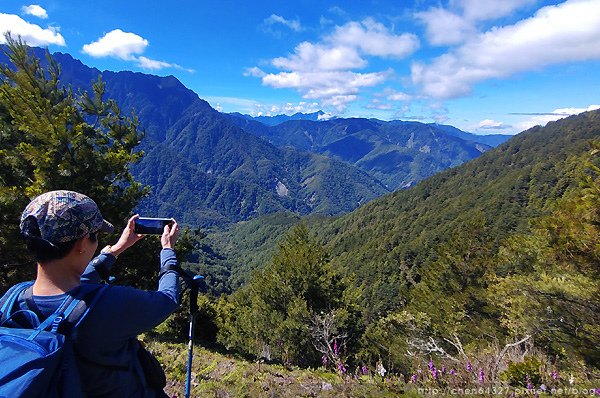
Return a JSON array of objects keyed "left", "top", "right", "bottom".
[{"left": 1, "top": 0, "right": 599, "bottom": 135}]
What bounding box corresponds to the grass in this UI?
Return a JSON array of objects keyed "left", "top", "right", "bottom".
[
  {"left": 145, "top": 339, "right": 599, "bottom": 397},
  {"left": 145, "top": 339, "right": 409, "bottom": 397}
]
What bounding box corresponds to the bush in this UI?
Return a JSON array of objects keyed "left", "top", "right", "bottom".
[{"left": 500, "top": 356, "right": 544, "bottom": 388}]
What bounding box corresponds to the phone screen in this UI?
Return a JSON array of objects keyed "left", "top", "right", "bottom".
[{"left": 134, "top": 218, "right": 173, "bottom": 234}]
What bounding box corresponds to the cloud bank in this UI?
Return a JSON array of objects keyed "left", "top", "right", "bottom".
[
  {"left": 82, "top": 29, "right": 193, "bottom": 72},
  {"left": 250, "top": 18, "right": 418, "bottom": 111},
  {"left": 412, "top": 0, "right": 600, "bottom": 99},
  {"left": 516, "top": 104, "right": 600, "bottom": 131},
  {"left": 0, "top": 13, "right": 65, "bottom": 46},
  {"left": 21, "top": 5, "right": 48, "bottom": 19}
]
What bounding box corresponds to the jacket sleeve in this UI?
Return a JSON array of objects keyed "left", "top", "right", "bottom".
[
  {"left": 81, "top": 253, "right": 117, "bottom": 283},
  {"left": 80, "top": 249, "right": 181, "bottom": 339}
]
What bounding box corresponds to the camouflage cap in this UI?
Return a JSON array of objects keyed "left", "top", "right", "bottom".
[{"left": 20, "top": 190, "right": 114, "bottom": 244}]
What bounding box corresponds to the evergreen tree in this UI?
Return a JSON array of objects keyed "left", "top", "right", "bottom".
[
  {"left": 0, "top": 34, "right": 146, "bottom": 289},
  {"left": 217, "top": 224, "right": 359, "bottom": 367}
]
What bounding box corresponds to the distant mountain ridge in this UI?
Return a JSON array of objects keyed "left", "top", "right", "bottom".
[
  {"left": 229, "top": 110, "right": 333, "bottom": 126},
  {"left": 227, "top": 114, "right": 494, "bottom": 189},
  {"left": 429, "top": 123, "right": 511, "bottom": 147}
]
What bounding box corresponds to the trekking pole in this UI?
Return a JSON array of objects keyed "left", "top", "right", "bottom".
[{"left": 185, "top": 275, "right": 204, "bottom": 398}]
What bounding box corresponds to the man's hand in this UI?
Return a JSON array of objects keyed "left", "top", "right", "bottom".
[
  {"left": 110, "top": 214, "right": 144, "bottom": 256},
  {"left": 161, "top": 219, "right": 179, "bottom": 249}
]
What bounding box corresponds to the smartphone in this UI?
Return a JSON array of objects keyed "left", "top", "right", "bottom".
[{"left": 134, "top": 217, "right": 174, "bottom": 234}]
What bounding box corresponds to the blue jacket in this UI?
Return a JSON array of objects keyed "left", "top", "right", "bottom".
[{"left": 13, "top": 249, "right": 181, "bottom": 397}]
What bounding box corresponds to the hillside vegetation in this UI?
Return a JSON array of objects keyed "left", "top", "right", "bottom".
[
  {"left": 201, "top": 109, "right": 599, "bottom": 392},
  {"left": 320, "top": 110, "right": 600, "bottom": 318}
]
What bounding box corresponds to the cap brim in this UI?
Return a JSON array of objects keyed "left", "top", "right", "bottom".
[{"left": 99, "top": 219, "right": 115, "bottom": 233}]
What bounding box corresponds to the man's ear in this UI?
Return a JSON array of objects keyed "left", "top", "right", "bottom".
[{"left": 72, "top": 235, "right": 88, "bottom": 254}]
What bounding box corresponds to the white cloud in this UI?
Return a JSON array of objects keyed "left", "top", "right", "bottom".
[
  {"left": 478, "top": 119, "right": 511, "bottom": 130},
  {"left": 21, "top": 5, "right": 48, "bottom": 19},
  {"left": 262, "top": 69, "right": 391, "bottom": 111},
  {"left": 272, "top": 42, "right": 366, "bottom": 71},
  {"left": 205, "top": 96, "right": 324, "bottom": 116},
  {"left": 282, "top": 101, "right": 321, "bottom": 114},
  {"left": 329, "top": 18, "right": 419, "bottom": 58},
  {"left": 205, "top": 96, "right": 262, "bottom": 112},
  {"left": 0, "top": 13, "right": 65, "bottom": 46},
  {"left": 415, "top": 7, "right": 474, "bottom": 46},
  {"left": 243, "top": 66, "right": 266, "bottom": 77},
  {"left": 82, "top": 29, "right": 192, "bottom": 72},
  {"left": 412, "top": 0, "right": 600, "bottom": 99},
  {"left": 318, "top": 112, "right": 334, "bottom": 120},
  {"left": 517, "top": 104, "right": 600, "bottom": 131},
  {"left": 137, "top": 56, "right": 172, "bottom": 70},
  {"left": 384, "top": 88, "right": 412, "bottom": 102},
  {"left": 416, "top": 0, "right": 536, "bottom": 46},
  {"left": 459, "top": 0, "right": 537, "bottom": 22},
  {"left": 250, "top": 18, "right": 415, "bottom": 111},
  {"left": 264, "top": 14, "right": 302, "bottom": 32},
  {"left": 367, "top": 99, "right": 394, "bottom": 110},
  {"left": 82, "top": 29, "right": 148, "bottom": 60}
]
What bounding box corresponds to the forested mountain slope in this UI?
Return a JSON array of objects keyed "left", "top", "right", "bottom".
[{"left": 319, "top": 109, "right": 600, "bottom": 317}]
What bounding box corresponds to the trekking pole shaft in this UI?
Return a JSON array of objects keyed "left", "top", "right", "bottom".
[
  {"left": 185, "top": 312, "right": 196, "bottom": 398},
  {"left": 185, "top": 276, "right": 202, "bottom": 398}
]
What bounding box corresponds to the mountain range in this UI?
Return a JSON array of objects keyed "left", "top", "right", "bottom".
[
  {"left": 0, "top": 46, "right": 509, "bottom": 226},
  {"left": 226, "top": 114, "right": 503, "bottom": 189},
  {"left": 229, "top": 110, "right": 333, "bottom": 126}
]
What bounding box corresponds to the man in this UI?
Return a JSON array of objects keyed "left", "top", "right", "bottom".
[{"left": 5, "top": 190, "right": 180, "bottom": 397}]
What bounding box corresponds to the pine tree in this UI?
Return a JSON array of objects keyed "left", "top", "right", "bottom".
[
  {"left": 217, "top": 224, "right": 359, "bottom": 367},
  {"left": 0, "top": 34, "right": 146, "bottom": 289}
]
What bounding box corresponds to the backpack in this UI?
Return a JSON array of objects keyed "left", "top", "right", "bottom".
[{"left": 0, "top": 281, "right": 108, "bottom": 398}]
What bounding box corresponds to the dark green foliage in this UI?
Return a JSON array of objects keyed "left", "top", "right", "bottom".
[
  {"left": 500, "top": 356, "right": 544, "bottom": 387},
  {"left": 490, "top": 140, "right": 600, "bottom": 368},
  {"left": 204, "top": 212, "right": 302, "bottom": 289},
  {"left": 216, "top": 224, "right": 360, "bottom": 367},
  {"left": 318, "top": 110, "right": 600, "bottom": 319},
  {"left": 407, "top": 216, "right": 500, "bottom": 339}
]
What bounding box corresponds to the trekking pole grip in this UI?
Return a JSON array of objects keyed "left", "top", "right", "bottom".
[{"left": 189, "top": 275, "right": 203, "bottom": 315}]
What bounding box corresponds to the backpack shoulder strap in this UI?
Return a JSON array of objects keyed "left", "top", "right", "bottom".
[
  {"left": 0, "top": 281, "right": 35, "bottom": 324},
  {"left": 57, "top": 284, "right": 109, "bottom": 336},
  {"left": 0, "top": 282, "right": 108, "bottom": 336}
]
